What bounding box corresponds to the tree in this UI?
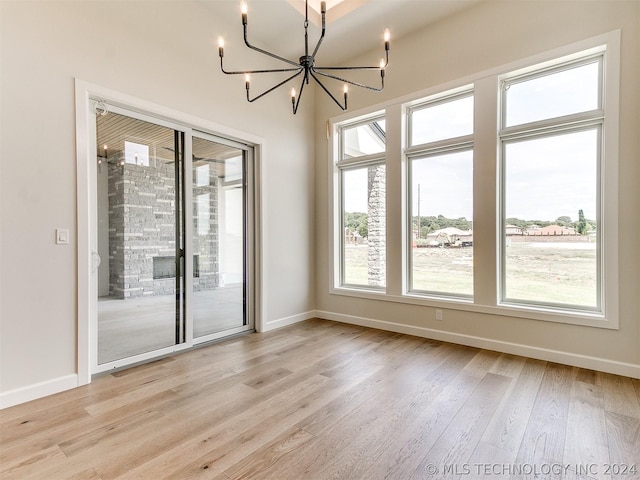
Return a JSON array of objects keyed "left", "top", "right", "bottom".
[
  {"left": 555, "top": 215, "right": 572, "bottom": 225},
  {"left": 356, "top": 216, "right": 368, "bottom": 238},
  {"left": 576, "top": 209, "right": 587, "bottom": 235},
  {"left": 344, "top": 212, "right": 366, "bottom": 233},
  {"left": 506, "top": 217, "right": 528, "bottom": 228},
  {"left": 410, "top": 215, "right": 472, "bottom": 233}
]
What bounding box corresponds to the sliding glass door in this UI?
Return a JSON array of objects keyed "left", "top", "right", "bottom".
[
  {"left": 192, "top": 134, "right": 248, "bottom": 339},
  {"left": 92, "top": 103, "right": 253, "bottom": 371}
]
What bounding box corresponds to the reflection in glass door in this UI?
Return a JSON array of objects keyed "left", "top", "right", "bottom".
[
  {"left": 192, "top": 135, "right": 247, "bottom": 339},
  {"left": 92, "top": 101, "right": 254, "bottom": 372},
  {"left": 95, "top": 109, "right": 185, "bottom": 365}
]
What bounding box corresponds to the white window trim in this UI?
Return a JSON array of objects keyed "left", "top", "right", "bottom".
[
  {"left": 406, "top": 145, "right": 475, "bottom": 300},
  {"left": 335, "top": 113, "right": 387, "bottom": 290},
  {"left": 498, "top": 123, "right": 604, "bottom": 313},
  {"left": 405, "top": 88, "right": 475, "bottom": 299},
  {"left": 328, "top": 30, "right": 620, "bottom": 330},
  {"left": 406, "top": 89, "right": 474, "bottom": 150}
]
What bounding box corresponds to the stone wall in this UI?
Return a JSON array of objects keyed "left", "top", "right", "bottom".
[
  {"left": 107, "top": 160, "right": 219, "bottom": 298},
  {"left": 192, "top": 175, "right": 221, "bottom": 291},
  {"left": 367, "top": 165, "right": 386, "bottom": 287}
]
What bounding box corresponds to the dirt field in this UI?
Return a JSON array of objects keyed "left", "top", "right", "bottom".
[{"left": 344, "top": 242, "right": 597, "bottom": 307}]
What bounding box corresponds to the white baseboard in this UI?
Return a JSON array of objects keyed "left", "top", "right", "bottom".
[
  {"left": 263, "top": 310, "right": 316, "bottom": 331},
  {"left": 0, "top": 374, "right": 78, "bottom": 410},
  {"left": 4, "top": 310, "right": 636, "bottom": 410},
  {"left": 315, "top": 310, "right": 640, "bottom": 379}
]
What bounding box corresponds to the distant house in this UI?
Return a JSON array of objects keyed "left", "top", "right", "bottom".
[
  {"left": 425, "top": 227, "right": 473, "bottom": 246},
  {"left": 530, "top": 224, "right": 577, "bottom": 236},
  {"left": 344, "top": 227, "right": 364, "bottom": 244},
  {"left": 505, "top": 224, "right": 524, "bottom": 235}
]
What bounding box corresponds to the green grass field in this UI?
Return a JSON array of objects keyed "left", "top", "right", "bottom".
[{"left": 344, "top": 242, "right": 597, "bottom": 307}]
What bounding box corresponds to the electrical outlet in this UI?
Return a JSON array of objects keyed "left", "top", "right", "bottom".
[{"left": 435, "top": 309, "right": 443, "bottom": 321}]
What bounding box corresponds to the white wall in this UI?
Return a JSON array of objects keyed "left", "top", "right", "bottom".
[
  {"left": 0, "top": 1, "right": 315, "bottom": 403},
  {"left": 314, "top": 1, "right": 640, "bottom": 373}
]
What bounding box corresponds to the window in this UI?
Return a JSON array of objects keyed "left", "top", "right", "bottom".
[
  {"left": 409, "top": 94, "right": 473, "bottom": 146},
  {"left": 330, "top": 32, "right": 618, "bottom": 328},
  {"left": 407, "top": 91, "right": 474, "bottom": 298},
  {"left": 503, "top": 61, "right": 600, "bottom": 127},
  {"left": 338, "top": 117, "right": 386, "bottom": 289},
  {"left": 124, "top": 140, "right": 150, "bottom": 166},
  {"left": 500, "top": 57, "right": 603, "bottom": 312}
]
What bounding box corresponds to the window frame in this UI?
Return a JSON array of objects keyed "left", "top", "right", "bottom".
[
  {"left": 405, "top": 88, "right": 475, "bottom": 300},
  {"left": 498, "top": 54, "right": 606, "bottom": 315},
  {"left": 499, "top": 124, "right": 604, "bottom": 313},
  {"left": 500, "top": 55, "right": 604, "bottom": 132},
  {"left": 407, "top": 90, "right": 475, "bottom": 149},
  {"left": 328, "top": 31, "right": 619, "bottom": 329},
  {"left": 336, "top": 113, "right": 387, "bottom": 291}
]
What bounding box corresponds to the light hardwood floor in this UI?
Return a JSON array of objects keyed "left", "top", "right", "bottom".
[{"left": 1, "top": 319, "right": 639, "bottom": 480}]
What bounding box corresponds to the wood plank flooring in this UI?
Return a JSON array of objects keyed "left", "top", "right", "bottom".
[{"left": 1, "top": 319, "right": 639, "bottom": 480}]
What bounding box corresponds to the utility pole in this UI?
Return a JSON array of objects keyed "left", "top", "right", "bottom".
[{"left": 417, "top": 184, "right": 421, "bottom": 240}]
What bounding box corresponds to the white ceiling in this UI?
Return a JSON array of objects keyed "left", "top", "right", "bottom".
[{"left": 208, "top": 0, "right": 482, "bottom": 65}]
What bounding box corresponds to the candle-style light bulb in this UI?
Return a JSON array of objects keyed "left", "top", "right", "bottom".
[
  {"left": 245, "top": 73, "right": 251, "bottom": 90},
  {"left": 384, "top": 29, "right": 390, "bottom": 51},
  {"left": 320, "top": 1, "right": 326, "bottom": 14},
  {"left": 103, "top": 144, "right": 108, "bottom": 157},
  {"left": 241, "top": 3, "right": 248, "bottom": 25},
  {"left": 343, "top": 84, "right": 348, "bottom": 109},
  {"left": 218, "top": 37, "right": 225, "bottom": 57},
  {"left": 291, "top": 88, "right": 296, "bottom": 106}
]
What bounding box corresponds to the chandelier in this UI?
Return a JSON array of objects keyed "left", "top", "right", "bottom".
[{"left": 218, "top": 1, "right": 390, "bottom": 114}]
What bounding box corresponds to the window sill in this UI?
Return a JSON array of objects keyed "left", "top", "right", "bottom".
[{"left": 330, "top": 286, "right": 616, "bottom": 330}]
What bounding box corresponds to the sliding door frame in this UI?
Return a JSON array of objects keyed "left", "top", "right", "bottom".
[
  {"left": 90, "top": 102, "right": 191, "bottom": 373},
  {"left": 190, "top": 130, "right": 256, "bottom": 346},
  {"left": 75, "top": 80, "right": 264, "bottom": 384}
]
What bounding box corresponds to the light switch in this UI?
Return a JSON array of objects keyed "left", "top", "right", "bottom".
[{"left": 56, "top": 228, "right": 69, "bottom": 245}]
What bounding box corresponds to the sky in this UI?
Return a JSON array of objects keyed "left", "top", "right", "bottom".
[
  {"left": 505, "top": 128, "right": 597, "bottom": 221},
  {"left": 343, "top": 60, "right": 600, "bottom": 223},
  {"left": 411, "top": 150, "right": 473, "bottom": 219}
]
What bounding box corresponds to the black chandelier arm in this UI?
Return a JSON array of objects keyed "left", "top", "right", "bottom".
[
  {"left": 310, "top": 71, "right": 347, "bottom": 111},
  {"left": 247, "top": 70, "right": 304, "bottom": 103},
  {"left": 292, "top": 74, "right": 308, "bottom": 114},
  {"left": 243, "top": 25, "right": 301, "bottom": 69},
  {"left": 309, "top": 6, "right": 327, "bottom": 64},
  {"left": 313, "top": 49, "right": 389, "bottom": 71},
  {"left": 220, "top": 56, "right": 302, "bottom": 75},
  {"left": 312, "top": 68, "right": 384, "bottom": 92}
]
